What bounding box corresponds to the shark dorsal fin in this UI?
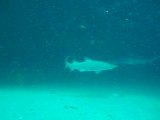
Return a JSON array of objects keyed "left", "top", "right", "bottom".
[{"left": 84, "top": 57, "right": 92, "bottom": 61}]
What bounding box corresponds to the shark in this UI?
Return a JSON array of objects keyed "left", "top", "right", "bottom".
[
  {"left": 65, "top": 57, "right": 118, "bottom": 74},
  {"left": 114, "top": 56, "right": 160, "bottom": 65}
]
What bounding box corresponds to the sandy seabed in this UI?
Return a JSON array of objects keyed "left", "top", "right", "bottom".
[{"left": 0, "top": 85, "right": 160, "bottom": 120}]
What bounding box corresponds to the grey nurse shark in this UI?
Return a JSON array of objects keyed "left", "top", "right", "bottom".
[
  {"left": 65, "top": 57, "right": 118, "bottom": 74},
  {"left": 115, "top": 56, "right": 160, "bottom": 65}
]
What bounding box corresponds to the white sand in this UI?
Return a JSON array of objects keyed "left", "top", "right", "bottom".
[{"left": 0, "top": 86, "right": 159, "bottom": 120}]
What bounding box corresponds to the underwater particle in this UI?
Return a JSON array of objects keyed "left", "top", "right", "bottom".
[
  {"left": 125, "top": 18, "right": 129, "bottom": 21},
  {"left": 79, "top": 113, "right": 83, "bottom": 116},
  {"left": 29, "top": 107, "right": 34, "bottom": 112},
  {"left": 64, "top": 105, "right": 78, "bottom": 110},
  {"left": 18, "top": 116, "right": 24, "bottom": 120},
  {"left": 0, "top": 46, "right": 4, "bottom": 49},
  {"left": 79, "top": 24, "right": 87, "bottom": 29},
  {"left": 107, "top": 113, "right": 113, "bottom": 118},
  {"left": 104, "top": 10, "right": 109, "bottom": 14},
  {"left": 90, "top": 39, "right": 95, "bottom": 45},
  {"left": 12, "top": 72, "right": 25, "bottom": 85}
]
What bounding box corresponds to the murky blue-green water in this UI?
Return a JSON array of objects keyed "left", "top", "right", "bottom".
[{"left": 0, "top": 0, "right": 160, "bottom": 119}]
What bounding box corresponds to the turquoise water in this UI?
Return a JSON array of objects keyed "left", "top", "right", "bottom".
[{"left": 0, "top": 0, "right": 160, "bottom": 119}]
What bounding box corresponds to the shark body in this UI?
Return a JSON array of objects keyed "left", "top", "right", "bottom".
[
  {"left": 65, "top": 57, "right": 118, "bottom": 74},
  {"left": 115, "top": 56, "right": 160, "bottom": 65}
]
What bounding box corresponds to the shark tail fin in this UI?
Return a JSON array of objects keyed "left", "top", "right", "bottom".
[
  {"left": 65, "top": 56, "right": 75, "bottom": 71},
  {"left": 65, "top": 56, "right": 70, "bottom": 68}
]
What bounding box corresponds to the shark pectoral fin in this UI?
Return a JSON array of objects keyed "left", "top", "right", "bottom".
[
  {"left": 70, "top": 67, "right": 76, "bottom": 72},
  {"left": 95, "top": 70, "right": 102, "bottom": 74},
  {"left": 84, "top": 57, "right": 92, "bottom": 62}
]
